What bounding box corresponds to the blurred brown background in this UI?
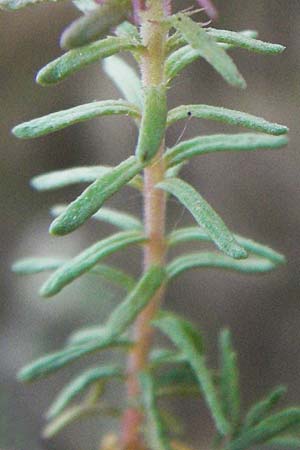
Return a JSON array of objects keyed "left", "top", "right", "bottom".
[{"left": 0, "top": 0, "right": 299, "bottom": 448}]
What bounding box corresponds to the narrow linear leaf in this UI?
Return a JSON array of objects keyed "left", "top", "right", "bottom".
[
  {"left": 171, "top": 14, "right": 246, "bottom": 89},
  {"left": 51, "top": 204, "right": 142, "bottom": 231},
  {"left": 167, "top": 252, "right": 277, "bottom": 279},
  {"left": 244, "top": 386, "right": 287, "bottom": 429},
  {"left": 36, "top": 36, "right": 142, "bottom": 86},
  {"left": 103, "top": 55, "right": 143, "bottom": 108},
  {"left": 207, "top": 28, "right": 285, "bottom": 55},
  {"left": 115, "top": 21, "right": 140, "bottom": 41},
  {"left": 13, "top": 100, "right": 140, "bottom": 139},
  {"left": 167, "top": 105, "right": 288, "bottom": 136},
  {"left": 155, "top": 365, "right": 199, "bottom": 397},
  {"left": 0, "top": 0, "right": 63, "bottom": 10},
  {"left": 228, "top": 408, "right": 300, "bottom": 450},
  {"left": 12, "top": 257, "right": 65, "bottom": 275},
  {"left": 168, "top": 227, "right": 286, "bottom": 266},
  {"left": 153, "top": 311, "right": 230, "bottom": 436},
  {"left": 91, "top": 264, "right": 136, "bottom": 291},
  {"left": 31, "top": 166, "right": 143, "bottom": 192},
  {"left": 60, "top": 0, "right": 131, "bottom": 49},
  {"left": 47, "top": 365, "right": 123, "bottom": 419},
  {"left": 140, "top": 372, "right": 172, "bottom": 450},
  {"left": 157, "top": 178, "right": 247, "bottom": 259},
  {"left": 149, "top": 348, "right": 187, "bottom": 368},
  {"left": 40, "top": 230, "right": 145, "bottom": 297},
  {"left": 18, "top": 335, "right": 130, "bottom": 382},
  {"left": 135, "top": 85, "right": 167, "bottom": 163},
  {"left": 66, "top": 326, "right": 132, "bottom": 347},
  {"left": 50, "top": 156, "right": 144, "bottom": 236},
  {"left": 165, "top": 133, "right": 288, "bottom": 167},
  {"left": 43, "top": 403, "right": 119, "bottom": 438},
  {"left": 219, "top": 330, "right": 240, "bottom": 429},
  {"left": 267, "top": 435, "right": 300, "bottom": 448},
  {"left": 105, "top": 265, "right": 166, "bottom": 340}
]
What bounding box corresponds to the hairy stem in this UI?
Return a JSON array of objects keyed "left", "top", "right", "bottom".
[{"left": 120, "top": 1, "right": 168, "bottom": 449}]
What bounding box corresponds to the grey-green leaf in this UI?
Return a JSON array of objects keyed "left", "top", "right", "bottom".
[
  {"left": 0, "top": 0, "right": 63, "bottom": 10},
  {"left": 168, "top": 227, "right": 286, "bottom": 266},
  {"left": 207, "top": 28, "right": 285, "bottom": 55},
  {"left": 167, "top": 252, "right": 277, "bottom": 279},
  {"left": 47, "top": 365, "right": 123, "bottom": 419},
  {"left": 140, "top": 372, "right": 172, "bottom": 450},
  {"left": 157, "top": 178, "right": 247, "bottom": 259},
  {"left": 165, "top": 133, "right": 288, "bottom": 167},
  {"left": 66, "top": 326, "right": 132, "bottom": 347},
  {"left": 13, "top": 100, "right": 140, "bottom": 139},
  {"left": 51, "top": 204, "right": 142, "bottom": 231},
  {"left": 60, "top": 0, "right": 131, "bottom": 49},
  {"left": 135, "top": 85, "right": 167, "bottom": 163},
  {"left": 40, "top": 230, "right": 145, "bottom": 297},
  {"left": 50, "top": 156, "right": 144, "bottom": 236},
  {"left": 171, "top": 14, "right": 246, "bottom": 89},
  {"left": 228, "top": 408, "right": 300, "bottom": 450},
  {"left": 219, "top": 329, "right": 240, "bottom": 429},
  {"left": 12, "top": 257, "right": 65, "bottom": 275},
  {"left": 153, "top": 311, "right": 230, "bottom": 436},
  {"left": 167, "top": 105, "right": 288, "bottom": 136},
  {"left": 103, "top": 55, "right": 143, "bottom": 109},
  {"left": 244, "top": 386, "right": 287, "bottom": 429},
  {"left": 36, "top": 36, "right": 141, "bottom": 86}
]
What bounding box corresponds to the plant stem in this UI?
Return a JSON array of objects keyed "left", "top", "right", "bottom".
[{"left": 120, "top": 1, "right": 168, "bottom": 449}]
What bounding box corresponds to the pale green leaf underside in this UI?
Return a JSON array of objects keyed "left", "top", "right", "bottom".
[
  {"left": 47, "top": 364, "right": 123, "bottom": 419},
  {"left": 31, "top": 166, "right": 143, "bottom": 191},
  {"left": 167, "top": 105, "right": 288, "bottom": 135},
  {"left": 171, "top": 14, "right": 246, "bottom": 89},
  {"left": 13, "top": 100, "right": 140, "bottom": 139},
  {"left": 51, "top": 204, "right": 142, "bottom": 231},
  {"left": 165, "top": 133, "right": 288, "bottom": 167},
  {"left": 219, "top": 330, "right": 240, "bottom": 429},
  {"left": 228, "top": 408, "right": 300, "bottom": 450},
  {"left": 50, "top": 156, "right": 144, "bottom": 236},
  {"left": 157, "top": 178, "right": 247, "bottom": 259},
  {"left": 167, "top": 252, "right": 277, "bottom": 279},
  {"left": 154, "top": 311, "right": 230, "bottom": 436},
  {"left": 36, "top": 36, "right": 141, "bottom": 86},
  {"left": 0, "top": 0, "right": 63, "bottom": 10},
  {"left": 103, "top": 55, "right": 143, "bottom": 109},
  {"left": 40, "top": 230, "right": 145, "bottom": 297},
  {"left": 13, "top": 257, "right": 135, "bottom": 291},
  {"left": 140, "top": 372, "right": 172, "bottom": 450},
  {"left": 168, "top": 227, "right": 286, "bottom": 265}
]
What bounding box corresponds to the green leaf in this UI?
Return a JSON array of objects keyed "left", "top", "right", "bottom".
[
  {"left": 157, "top": 178, "right": 247, "bottom": 259},
  {"left": 72, "top": 0, "right": 97, "bottom": 13},
  {"left": 165, "top": 133, "right": 288, "bottom": 167},
  {"left": 66, "top": 326, "right": 132, "bottom": 347},
  {"left": 103, "top": 55, "right": 143, "bottom": 108},
  {"left": 149, "top": 348, "right": 187, "bottom": 368},
  {"left": 13, "top": 100, "right": 140, "bottom": 139},
  {"left": 135, "top": 85, "right": 167, "bottom": 163},
  {"left": 140, "top": 372, "right": 172, "bottom": 450},
  {"left": 12, "top": 257, "right": 65, "bottom": 274},
  {"left": 47, "top": 365, "right": 123, "bottom": 419},
  {"left": 171, "top": 14, "right": 246, "bottom": 89},
  {"left": 155, "top": 365, "right": 199, "bottom": 397},
  {"left": 31, "top": 166, "right": 143, "bottom": 192},
  {"left": 267, "top": 435, "right": 300, "bottom": 448},
  {"left": 167, "top": 105, "right": 288, "bottom": 136},
  {"left": 43, "top": 403, "right": 120, "bottom": 438},
  {"left": 13, "top": 257, "right": 135, "bottom": 291},
  {"left": 228, "top": 408, "right": 300, "bottom": 450},
  {"left": 219, "top": 330, "right": 240, "bottom": 429},
  {"left": 18, "top": 335, "right": 130, "bottom": 382},
  {"left": 104, "top": 265, "right": 166, "bottom": 340},
  {"left": 50, "top": 156, "right": 144, "bottom": 236},
  {"left": 40, "top": 230, "right": 145, "bottom": 297},
  {"left": 207, "top": 28, "right": 285, "bottom": 55},
  {"left": 60, "top": 0, "right": 131, "bottom": 49},
  {"left": 244, "top": 386, "right": 287, "bottom": 429},
  {"left": 167, "top": 252, "right": 277, "bottom": 279},
  {"left": 51, "top": 204, "right": 142, "bottom": 231},
  {"left": 168, "top": 227, "right": 286, "bottom": 266},
  {"left": 36, "top": 36, "right": 142, "bottom": 86},
  {"left": 153, "top": 311, "right": 230, "bottom": 436},
  {"left": 0, "top": 0, "right": 63, "bottom": 10}
]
